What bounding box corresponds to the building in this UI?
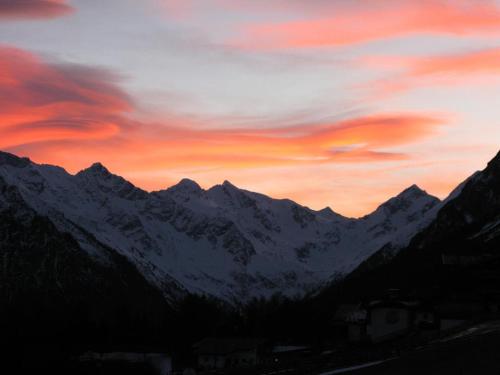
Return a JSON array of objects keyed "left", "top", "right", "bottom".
[
  {"left": 365, "top": 291, "right": 437, "bottom": 343},
  {"left": 366, "top": 299, "right": 418, "bottom": 343},
  {"left": 335, "top": 290, "right": 494, "bottom": 345},
  {"left": 332, "top": 303, "right": 368, "bottom": 343},
  {"left": 193, "top": 338, "right": 266, "bottom": 370}
]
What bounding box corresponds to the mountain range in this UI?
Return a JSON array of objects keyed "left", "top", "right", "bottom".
[
  {"left": 0, "top": 150, "right": 454, "bottom": 303},
  {"left": 2, "top": 148, "right": 500, "bottom": 372}
]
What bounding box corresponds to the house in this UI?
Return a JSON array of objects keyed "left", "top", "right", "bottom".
[
  {"left": 193, "top": 338, "right": 266, "bottom": 370},
  {"left": 365, "top": 291, "right": 437, "bottom": 343},
  {"left": 366, "top": 299, "right": 418, "bottom": 343},
  {"left": 335, "top": 289, "right": 495, "bottom": 344},
  {"left": 332, "top": 304, "right": 368, "bottom": 343}
]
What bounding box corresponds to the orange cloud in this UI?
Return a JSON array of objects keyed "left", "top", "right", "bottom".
[
  {"left": 410, "top": 48, "right": 500, "bottom": 76},
  {"left": 236, "top": 0, "right": 500, "bottom": 49},
  {"left": 0, "top": 0, "right": 73, "bottom": 20},
  {"left": 0, "top": 45, "right": 131, "bottom": 149},
  {"left": 1, "top": 45, "right": 449, "bottom": 215},
  {"left": 0, "top": 45, "right": 445, "bottom": 168},
  {"left": 363, "top": 48, "right": 500, "bottom": 96},
  {"left": 9, "top": 111, "right": 445, "bottom": 174}
]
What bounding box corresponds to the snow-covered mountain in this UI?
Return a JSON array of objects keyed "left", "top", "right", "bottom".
[
  {"left": 0, "top": 151, "right": 441, "bottom": 302},
  {"left": 327, "top": 150, "right": 500, "bottom": 301}
]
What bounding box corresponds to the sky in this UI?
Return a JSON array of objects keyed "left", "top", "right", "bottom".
[{"left": 0, "top": 0, "right": 499, "bottom": 217}]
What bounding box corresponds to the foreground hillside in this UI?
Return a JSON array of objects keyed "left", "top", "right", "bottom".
[{"left": 323, "top": 322, "right": 500, "bottom": 375}]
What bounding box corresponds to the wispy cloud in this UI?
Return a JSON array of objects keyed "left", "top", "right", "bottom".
[
  {"left": 1, "top": 45, "right": 445, "bottom": 169},
  {"left": 0, "top": 45, "right": 131, "bottom": 146},
  {"left": 1, "top": 45, "right": 452, "bottom": 215},
  {"left": 233, "top": 0, "right": 500, "bottom": 49},
  {"left": 0, "top": 0, "right": 73, "bottom": 20},
  {"left": 362, "top": 47, "right": 500, "bottom": 96}
]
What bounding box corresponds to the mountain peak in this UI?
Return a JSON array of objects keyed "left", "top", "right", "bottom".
[
  {"left": 318, "top": 206, "right": 346, "bottom": 220},
  {"left": 392, "top": 184, "right": 439, "bottom": 206},
  {"left": 219, "top": 180, "right": 242, "bottom": 192},
  {"left": 180, "top": 178, "right": 201, "bottom": 188},
  {"left": 76, "top": 163, "right": 147, "bottom": 200},
  {"left": 77, "top": 162, "right": 117, "bottom": 181},
  {"left": 170, "top": 178, "right": 202, "bottom": 193},
  {"left": 87, "top": 162, "right": 110, "bottom": 174},
  {"left": 319, "top": 206, "right": 334, "bottom": 215},
  {"left": 77, "top": 162, "right": 114, "bottom": 179},
  {"left": 398, "top": 184, "right": 427, "bottom": 198},
  {"left": 0, "top": 151, "right": 31, "bottom": 168},
  {"left": 368, "top": 184, "right": 439, "bottom": 218}
]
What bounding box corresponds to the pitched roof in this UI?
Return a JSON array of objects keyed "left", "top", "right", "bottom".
[
  {"left": 368, "top": 299, "right": 420, "bottom": 309},
  {"left": 333, "top": 304, "right": 367, "bottom": 322}
]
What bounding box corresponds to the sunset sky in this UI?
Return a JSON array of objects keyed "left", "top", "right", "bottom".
[{"left": 1, "top": 0, "right": 499, "bottom": 216}]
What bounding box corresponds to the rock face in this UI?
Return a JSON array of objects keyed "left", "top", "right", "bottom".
[
  {"left": 414, "top": 151, "right": 500, "bottom": 249},
  {"left": 331, "top": 151, "right": 500, "bottom": 300},
  {"left": 0, "top": 150, "right": 442, "bottom": 303}
]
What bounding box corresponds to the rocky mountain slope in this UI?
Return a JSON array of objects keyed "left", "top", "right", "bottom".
[
  {"left": 0, "top": 173, "right": 174, "bottom": 348},
  {"left": 323, "top": 150, "right": 500, "bottom": 301},
  {"left": 0, "top": 150, "right": 441, "bottom": 302}
]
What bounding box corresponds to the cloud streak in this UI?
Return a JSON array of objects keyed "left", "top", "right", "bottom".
[
  {"left": 0, "top": 45, "right": 445, "bottom": 167},
  {"left": 363, "top": 47, "right": 500, "bottom": 96},
  {"left": 0, "top": 0, "right": 73, "bottom": 20},
  {"left": 234, "top": 0, "right": 500, "bottom": 49},
  {"left": 118, "top": 112, "right": 444, "bottom": 171},
  {"left": 0, "top": 45, "right": 449, "bottom": 215}
]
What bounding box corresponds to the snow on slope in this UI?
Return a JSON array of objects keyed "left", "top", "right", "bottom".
[{"left": 0, "top": 151, "right": 442, "bottom": 302}]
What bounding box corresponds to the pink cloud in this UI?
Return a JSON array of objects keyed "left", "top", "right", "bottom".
[
  {"left": 0, "top": 0, "right": 73, "bottom": 20},
  {"left": 0, "top": 45, "right": 131, "bottom": 147},
  {"left": 1, "top": 45, "right": 453, "bottom": 216},
  {"left": 234, "top": 0, "right": 500, "bottom": 49},
  {"left": 362, "top": 47, "right": 500, "bottom": 96}
]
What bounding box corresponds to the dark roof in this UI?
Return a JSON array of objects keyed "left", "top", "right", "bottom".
[
  {"left": 368, "top": 299, "right": 420, "bottom": 309},
  {"left": 193, "top": 338, "right": 266, "bottom": 355},
  {"left": 333, "top": 304, "right": 359, "bottom": 320},
  {"left": 333, "top": 304, "right": 367, "bottom": 323}
]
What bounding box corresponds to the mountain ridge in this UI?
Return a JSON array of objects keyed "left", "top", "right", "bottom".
[
  {"left": 0, "top": 149, "right": 441, "bottom": 219},
  {"left": 0, "top": 150, "right": 447, "bottom": 302}
]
